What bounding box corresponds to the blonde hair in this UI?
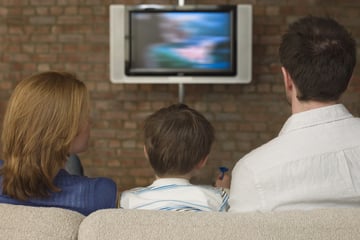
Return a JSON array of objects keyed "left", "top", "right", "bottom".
[{"left": 0, "top": 71, "right": 89, "bottom": 200}]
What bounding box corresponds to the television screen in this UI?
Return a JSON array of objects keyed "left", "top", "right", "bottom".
[
  {"left": 109, "top": 4, "right": 252, "bottom": 84},
  {"left": 126, "top": 6, "right": 237, "bottom": 76}
]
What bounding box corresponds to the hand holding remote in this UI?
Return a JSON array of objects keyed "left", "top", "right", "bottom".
[{"left": 215, "top": 166, "right": 230, "bottom": 189}]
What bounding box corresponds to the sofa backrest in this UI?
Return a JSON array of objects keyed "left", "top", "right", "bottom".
[
  {"left": 0, "top": 203, "right": 84, "bottom": 240},
  {"left": 78, "top": 208, "right": 360, "bottom": 240},
  {"left": 2, "top": 203, "right": 360, "bottom": 239}
]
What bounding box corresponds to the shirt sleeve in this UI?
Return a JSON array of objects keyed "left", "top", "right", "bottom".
[
  {"left": 229, "top": 161, "right": 263, "bottom": 212},
  {"left": 218, "top": 187, "right": 230, "bottom": 212},
  {"left": 93, "top": 178, "right": 117, "bottom": 209},
  {"left": 119, "top": 190, "right": 130, "bottom": 209}
]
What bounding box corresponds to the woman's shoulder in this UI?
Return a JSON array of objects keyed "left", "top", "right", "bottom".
[
  {"left": 56, "top": 169, "right": 117, "bottom": 193},
  {"left": 92, "top": 176, "right": 117, "bottom": 192},
  {"left": 57, "top": 170, "right": 117, "bottom": 210}
]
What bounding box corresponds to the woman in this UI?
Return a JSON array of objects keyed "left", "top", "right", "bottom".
[{"left": 0, "top": 71, "right": 117, "bottom": 216}]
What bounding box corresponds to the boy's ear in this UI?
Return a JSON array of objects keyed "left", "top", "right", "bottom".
[{"left": 196, "top": 156, "right": 208, "bottom": 169}]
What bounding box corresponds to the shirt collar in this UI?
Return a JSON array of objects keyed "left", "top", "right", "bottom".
[
  {"left": 279, "top": 104, "right": 353, "bottom": 136},
  {"left": 151, "top": 178, "right": 191, "bottom": 187}
]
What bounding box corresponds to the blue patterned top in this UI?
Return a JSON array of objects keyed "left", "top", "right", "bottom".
[{"left": 0, "top": 160, "right": 117, "bottom": 216}]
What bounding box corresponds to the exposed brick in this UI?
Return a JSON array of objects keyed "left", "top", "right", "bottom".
[
  {"left": 64, "top": 6, "right": 78, "bottom": 15},
  {"left": 57, "top": 16, "right": 83, "bottom": 24},
  {"left": 30, "top": 0, "right": 56, "bottom": 5},
  {"left": 58, "top": 34, "right": 83, "bottom": 43},
  {"left": 29, "top": 16, "right": 55, "bottom": 24},
  {"left": 0, "top": 7, "right": 8, "bottom": 17},
  {"left": 266, "top": 6, "right": 280, "bottom": 16}
]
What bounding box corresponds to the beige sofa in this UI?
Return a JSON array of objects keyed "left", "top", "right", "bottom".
[{"left": 1, "top": 203, "right": 360, "bottom": 240}]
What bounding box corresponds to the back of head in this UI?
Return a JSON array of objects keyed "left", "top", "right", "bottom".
[
  {"left": 1, "top": 71, "right": 89, "bottom": 200},
  {"left": 144, "top": 103, "right": 215, "bottom": 177},
  {"left": 279, "top": 16, "right": 356, "bottom": 101}
]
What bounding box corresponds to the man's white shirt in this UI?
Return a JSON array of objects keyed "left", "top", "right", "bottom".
[{"left": 229, "top": 104, "right": 360, "bottom": 212}]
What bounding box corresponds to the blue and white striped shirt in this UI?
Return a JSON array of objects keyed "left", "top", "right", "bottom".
[{"left": 120, "top": 178, "right": 229, "bottom": 212}]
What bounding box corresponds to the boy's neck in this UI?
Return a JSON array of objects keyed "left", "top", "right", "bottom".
[{"left": 156, "top": 172, "right": 193, "bottom": 180}]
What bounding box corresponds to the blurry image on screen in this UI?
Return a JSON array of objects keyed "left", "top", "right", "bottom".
[{"left": 129, "top": 11, "right": 233, "bottom": 73}]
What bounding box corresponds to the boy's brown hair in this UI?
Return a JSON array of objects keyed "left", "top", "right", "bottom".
[{"left": 144, "top": 103, "right": 215, "bottom": 177}]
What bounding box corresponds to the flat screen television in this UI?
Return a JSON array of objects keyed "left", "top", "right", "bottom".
[{"left": 110, "top": 4, "right": 252, "bottom": 84}]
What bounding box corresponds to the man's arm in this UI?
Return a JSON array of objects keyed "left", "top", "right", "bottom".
[{"left": 229, "top": 161, "right": 263, "bottom": 212}]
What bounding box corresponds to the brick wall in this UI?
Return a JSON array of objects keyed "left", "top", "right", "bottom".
[{"left": 0, "top": 0, "right": 359, "bottom": 192}]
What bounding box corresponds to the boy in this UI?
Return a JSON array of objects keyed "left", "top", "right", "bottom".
[{"left": 120, "top": 103, "right": 229, "bottom": 212}]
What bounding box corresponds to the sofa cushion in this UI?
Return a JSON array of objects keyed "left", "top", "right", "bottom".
[
  {"left": 78, "top": 208, "right": 360, "bottom": 240},
  {"left": 0, "top": 203, "right": 84, "bottom": 240}
]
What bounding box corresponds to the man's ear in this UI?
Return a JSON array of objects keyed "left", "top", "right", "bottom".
[
  {"left": 143, "top": 145, "right": 149, "bottom": 160},
  {"left": 281, "top": 66, "right": 293, "bottom": 92},
  {"left": 281, "top": 66, "right": 297, "bottom": 104},
  {"left": 196, "top": 156, "right": 208, "bottom": 170}
]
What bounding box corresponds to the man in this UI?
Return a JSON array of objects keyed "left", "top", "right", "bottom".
[{"left": 229, "top": 16, "right": 359, "bottom": 212}]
